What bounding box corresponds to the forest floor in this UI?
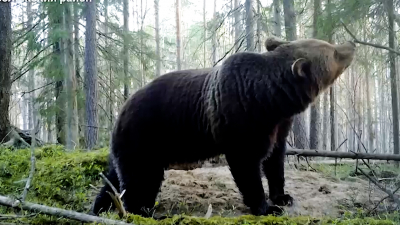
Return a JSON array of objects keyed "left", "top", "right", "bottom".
[
  {"left": 1, "top": 146, "right": 399, "bottom": 224},
  {"left": 92, "top": 163, "right": 395, "bottom": 219}
]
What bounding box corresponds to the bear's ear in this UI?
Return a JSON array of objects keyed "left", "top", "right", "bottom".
[
  {"left": 291, "top": 58, "right": 311, "bottom": 77},
  {"left": 265, "top": 36, "right": 289, "bottom": 51}
]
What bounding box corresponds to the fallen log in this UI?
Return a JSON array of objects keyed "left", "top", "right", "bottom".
[
  {"left": 0, "top": 195, "right": 133, "bottom": 225},
  {"left": 286, "top": 149, "right": 400, "bottom": 161}
]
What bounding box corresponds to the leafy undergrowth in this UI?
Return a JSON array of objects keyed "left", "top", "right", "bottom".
[{"left": 0, "top": 145, "right": 399, "bottom": 224}]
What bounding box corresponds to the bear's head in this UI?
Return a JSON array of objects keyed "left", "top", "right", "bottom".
[{"left": 265, "top": 36, "right": 356, "bottom": 94}]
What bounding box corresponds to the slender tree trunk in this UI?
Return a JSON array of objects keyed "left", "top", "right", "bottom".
[
  {"left": 245, "top": 0, "right": 254, "bottom": 51},
  {"left": 203, "top": 0, "right": 206, "bottom": 67},
  {"left": 123, "top": 0, "right": 129, "bottom": 100},
  {"left": 322, "top": 92, "right": 328, "bottom": 150},
  {"left": 234, "top": 0, "right": 240, "bottom": 52},
  {"left": 155, "top": 0, "right": 161, "bottom": 76},
  {"left": 73, "top": 3, "right": 83, "bottom": 144},
  {"left": 27, "top": 2, "right": 35, "bottom": 131},
  {"left": 49, "top": 6, "right": 66, "bottom": 146},
  {"left": 212, "top": 0, "right": 217, "bottom": 65},
  {"left": 273, "top": 0, "right": 281, "bottom": 38},
  {"left": 0, "top": 2, "right": 12, "bottom": 142},
  {"left": 283, "top": 0, "right": 308, "bottom": 149},
  {"left": 84, "top": 0, "right": 99, "bottom": 149},
  {"left": 309, "top": 0, "right": 321, "bottom": 150},
  {"left": 64, "top": 3, "right": 79, "bottom": 150},
  {"left": 256, "top": 1, "right": 261, "bottom": 52},
  {"left": 176, "top": 0, "right": 181, "bottom": 70},
  {"left": 104, "top": 0, "right": 113, "bottom": 133},
  {"left": 386, "top": 0, "right": 400, "bottom": 161}
]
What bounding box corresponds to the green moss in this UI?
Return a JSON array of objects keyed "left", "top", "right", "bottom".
[
  {"left": 0, "top": 145, "right": 108, "bottom": 213},
  {"left": 0, "top": 146, "right": 398, "bottom": 224}
]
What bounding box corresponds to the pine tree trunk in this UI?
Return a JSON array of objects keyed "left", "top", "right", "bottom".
[
  {"left": 385, "top": 0, "right": 400, "bottom": 161},
  {"left": 309, "top": 0, "right": 321, "bottom": 150},
  {"left": 273, "top": 0, "right": 281, "bottom": 38},
  {"left": 245, "top": 0, "right": 254, "bottom": 51},
  {"left": 155, "top": 0, "right": 161, "bottom": 76},
  {"left": 256, "top": 1, "right": 261, "bottom": 52},
  {"left": 212, "top": 0, "right": 217, "bottom": 65},
  {"left": 176, "top": 0, "right": 181, "bottom": 70},
  {"left": 0, "top": 2, "right": 12, "bottom": 142},
  {"left": 283, "top": 0, "right": 308, "bottom": 149},
  {"left": 64, "top": 3, "right": 79, "bottom": 150},
  {"left": 234, "top": 0, "right": 240, "bottom": 52},
  {"left": 84, "top": 0, "right": 99, "bottom": 150},
  {"left": 123, "top": 0, "right": 129, "bottom": 100},
  {"left": 203, "top": 0, "right": 206, "bottom": 67}
]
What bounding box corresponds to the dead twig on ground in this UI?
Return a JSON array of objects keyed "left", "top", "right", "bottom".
[
  {"left": 367, "top": 186, "right": 400, "bottom": 215},
  {"left": 0, "top": 195, "right": 133, "bottom": 225},
  {"left": 99, "top": 172, "right": 127, "bottom": 218},
  {"left": 357, "top": 168, "right": 400, "bottom": 209}
]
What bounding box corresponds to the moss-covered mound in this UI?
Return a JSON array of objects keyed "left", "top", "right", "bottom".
[
  {"left": 0, "top": 145, "right": 108, "bottom": 212},
  {"left": 0, "top": 145, "right": 398, "bottom": 224}
]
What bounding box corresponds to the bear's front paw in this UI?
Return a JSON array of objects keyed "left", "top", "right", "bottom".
[
  {"left": 264, "top": 205, "right": 284, "bottom": 216},
  {"left": 271, "top": 194, "right": 294, "bottom": 206}
]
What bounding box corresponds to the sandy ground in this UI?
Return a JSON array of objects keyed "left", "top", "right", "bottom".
[{"left": 151, "top": 166, "right": 388, "bottom": 218}]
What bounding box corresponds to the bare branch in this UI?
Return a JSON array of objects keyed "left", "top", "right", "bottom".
[
  {"left": 340, "top": 20, "right": 400, "bottom": 56},
  {"left": 357, "top": 168, "right": 400, "bottom": 208},
  {"left": 99, "top": 172, "right": 127, "bottom": 218},
  {"left": 0, "top": 195, "right": 133, "bottom": 225},
  {"left": 287, "top": 149, "right": 400, "bottom": 161}
]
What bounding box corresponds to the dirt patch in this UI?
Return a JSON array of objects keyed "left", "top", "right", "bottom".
[{"left": 152, "top": 166, "right": 387, "bottom": 218}]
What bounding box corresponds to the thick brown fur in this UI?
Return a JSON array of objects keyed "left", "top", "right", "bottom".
[{"left": 91, "top": 37, "right": 356, "bottom": 217}]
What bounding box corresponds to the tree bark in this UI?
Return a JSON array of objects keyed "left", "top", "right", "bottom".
[
  {"left": 176, "top": 0, "right": 181, "bottom": 70},
  {"left": 256, "top": 1, "right": 261, "bottom": 52},
  {"left": 309, "top": 0, "right": 321, "bottom": 150},
  {"left": 283, "top": 0, "right": 308, "bottom": 149},
  {"left": 203, "top": 0, "right": 206, "bottom": 67},
  {"left": 0, "top": 2, "right": 12, "bottom": 143},
  {"left": 123, "top": 0, "right": 129, "bottom": 100},
  {"left": 84, "top": 0, "right": 99, "bottom": 150},
  {"left": 212, "top": 0, "right": 217, "bottom": 65},
  {"left": 65, "top": 3, "right": 79, "bottom": 150},
  {"left": 234, "top": 0, "right": 240, "bottom": 52},
  {"left": 385, "top": 0, "right": 400, "bottom": 162},
  {"left": 155, "top": 0, "right": 161, "bottom": 76},
  {"left": 245, "top": 0, "right": 254, "bottom": 51},
  {"left": 272, "top": 0, "right": 281, "bottom": 38}
]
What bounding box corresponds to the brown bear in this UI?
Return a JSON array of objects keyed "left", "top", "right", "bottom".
[{"left": 91, "top": 37, "right": 356, "bottom": 217}]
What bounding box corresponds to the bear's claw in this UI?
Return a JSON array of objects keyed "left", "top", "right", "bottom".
[{"left": 271, "top": 194, "right": 294, "bottom": 207}]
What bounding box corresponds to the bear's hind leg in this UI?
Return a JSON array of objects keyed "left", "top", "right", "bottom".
[
  {"left": 116, "top": 160, "right": 165, "bottom": 217},
  {"left": 225, "top": 153, "right": 283, "bottom": 216}
]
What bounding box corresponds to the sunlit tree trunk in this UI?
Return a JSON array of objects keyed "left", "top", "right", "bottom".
[{"left": 84, "top": 0, "right": 99, "bottom": 149}]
